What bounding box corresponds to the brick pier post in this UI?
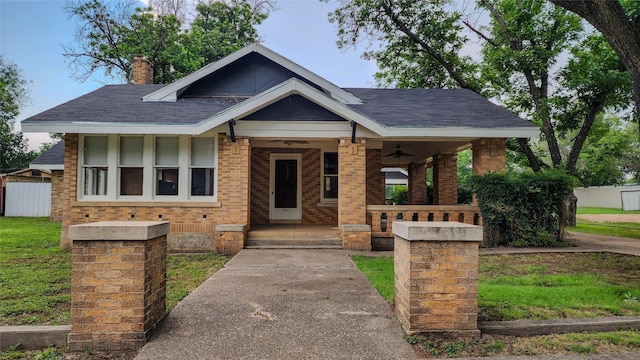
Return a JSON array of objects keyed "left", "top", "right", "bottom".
[
  {"left": 67, "top": 221, "right": 169, "bottom": 352},
  {"left": 393, "top": 221, "right": 482, "bottom": 336}
]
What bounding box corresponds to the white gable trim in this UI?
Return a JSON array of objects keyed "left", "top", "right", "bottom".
[
  {"left": 142, "top": 43, "right": 362, "bottom": 104},
  {"left": 189, "top": 78, "right": 386, "bottom": 136}
]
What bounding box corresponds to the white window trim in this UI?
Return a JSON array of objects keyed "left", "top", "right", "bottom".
[{"left": 78, "top": 134, "right": 218, "bottom": 202}]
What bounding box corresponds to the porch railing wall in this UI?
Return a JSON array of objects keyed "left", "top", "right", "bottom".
[{"left": 366, "top": 205, "right": 482, "bottom": 237}]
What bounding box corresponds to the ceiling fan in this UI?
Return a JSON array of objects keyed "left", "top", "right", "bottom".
[
  {"left": 384, "top": 145, "right": 414, "bottom": 158},
  {"left": 270, "top": 140, "right": 310, "bottom": 146}
]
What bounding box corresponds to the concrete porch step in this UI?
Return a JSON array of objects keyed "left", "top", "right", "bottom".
[
  {"left": 244, "top": 244, "right": 343, "bottom": 249},
  {"left": 245, "top": 237, "right": 342, "bottom": 249}
]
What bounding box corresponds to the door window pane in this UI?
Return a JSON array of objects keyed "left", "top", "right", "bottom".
[{"left": 275, "top": 159, "right": 297, "bottom": 208}]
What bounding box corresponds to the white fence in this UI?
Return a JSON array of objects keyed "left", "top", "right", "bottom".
[
  {"left": 5, "top": 182, "right": 51, "bottom": 217},
  {"left": 574, "top": 185, "right": 640, "bottom": 210}
]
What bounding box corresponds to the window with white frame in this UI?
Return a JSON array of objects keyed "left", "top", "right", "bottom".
[
  {"left": 323, "top": 152, "right": 338, "bottom": 200},
  {"left": 119, "top": 136, "right": 144, "bottom": 196},
  {"left": 78, "top": 134, "right": 218, "bottom": 201},
  {"left": 155, "top": 137, "right": 179, "bottom": 196},
  {"left": 82, "top": 136, "right": 108, "bottom": 196},
  {"left": 190, "top": 137, "right": 215, "bottom": 196}
]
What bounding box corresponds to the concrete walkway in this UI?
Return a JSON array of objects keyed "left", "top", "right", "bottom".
[{"left": 135, "top": 249, "right": 414, "bottom": 360}]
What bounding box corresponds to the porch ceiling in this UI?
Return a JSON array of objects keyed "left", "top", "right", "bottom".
[{"left": 380, "top": 140, "right": 469, "bottom": 166}]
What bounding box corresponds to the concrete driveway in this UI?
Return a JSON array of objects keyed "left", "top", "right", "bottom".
[{"left": 135, "top": 249, "right": 414, "bottom": 360}]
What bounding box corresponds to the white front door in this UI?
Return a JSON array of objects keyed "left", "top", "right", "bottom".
[{"left": 269, "top": 154, "right": 302, "bottom": 222}]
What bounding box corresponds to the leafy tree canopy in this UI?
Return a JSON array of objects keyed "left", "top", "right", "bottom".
[
  {"left": 63, "top": 0, "right": 270, "bottom": 84},
  {"left": 0, "top": 55, "right": 39, "bottom": 172}
]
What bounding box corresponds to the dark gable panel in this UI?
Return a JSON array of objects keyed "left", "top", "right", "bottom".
[
  {"left": 241, "top": 95, "right": 347, "bottom": 121},
  {"left": 181, "top": 53, "right": 323, "bottom": 97}
]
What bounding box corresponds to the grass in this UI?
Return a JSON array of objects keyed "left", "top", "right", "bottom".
[
  {"left": 577, "top": 207, "right": 640, "bottom": 215},
  {"left": 351, "top": 253, "right": 640, "bottom": 321},
  {"left": 351, "top": 255, "right": 395, "bottom": 302},
  {"left": 568, "top": 221, "right": 640, "bottom": 240},
  {"left": 0, "top": 217, "right": 228, "bottom": 326}
]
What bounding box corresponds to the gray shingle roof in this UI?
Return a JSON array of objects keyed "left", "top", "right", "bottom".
[
  {"left": 30, "top": 141, "right": 64, "bottom": 165},
  {"left": 21, "top": 84, "right": 536, "bottom": 130},
  {"left": 346, "top": 88, "right": 535, "bottom": 128}
]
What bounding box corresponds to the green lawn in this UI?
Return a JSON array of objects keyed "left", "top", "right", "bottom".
[
  {"left": 0, "top": 217, "right": 228, "bottom": 326},
  {"left": 577, "top": 207, "right": 640, "bottom": 215},
  {"left": 568, "top": 221, "right": 640, "bottom": 240},
  {"left": 352, "top": 253, "right": 640, "bottom": 321}
]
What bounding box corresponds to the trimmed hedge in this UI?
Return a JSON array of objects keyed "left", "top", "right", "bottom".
[{"left": 470, "top": 171, "right": 575, "bottom": 247}]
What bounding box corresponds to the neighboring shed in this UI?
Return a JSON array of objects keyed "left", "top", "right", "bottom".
[
  {"left": 1, "top": 168, "right": 51, "bottom": 216},
  {"left": 29, "top": 141, "right": 65, "bottom": 220}
]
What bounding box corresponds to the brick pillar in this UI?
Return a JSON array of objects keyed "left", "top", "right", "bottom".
[
  {"left": 61, "top": 134, "right": 79, "bottom": 249},
  {"left": 433, "top": 153, "right": 458, "bottom": 205},
  {"left": 68, "top": 221, "right": 169, "bottom": 352},
  {"left": 408, "top": 163, "right": 427, "bottom": 205},
  {"left": 338, "top": 138, "right": 371, "bottom": 250},
  {"left": 366, "top": 148, "right": 385, "bottom": 206},
  {"left": 472, "top": 139, "right": 506, "bottom": 175},
  {"left": 216, "top": 136, "right": 251, "bottom": 253},
  {"left": 50, "top": 170, "right": 64, "bottom": 221},
  {"left": 393, "top": 221, "right": 482, "bottom": 336},
  {"left": 133, "top": 55, "right": 154, "bottom": 84}
]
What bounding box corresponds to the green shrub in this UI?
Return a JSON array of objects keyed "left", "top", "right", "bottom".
[{"left": 470, "top": 170, "right": 575, "bottom": 247}]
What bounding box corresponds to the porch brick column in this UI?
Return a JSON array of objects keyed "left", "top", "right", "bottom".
[
  {"left": 393, "top": 221, "right": 482, "bottom": 336},
  {"left": 68, "top": 221, "right": 169, "bottom": 352},
  {"left": 408, "top": 163, "right": 427, "bottom": 205},
  {"left": 338, "top": 138, "right": 371, "bottom": 250},
  {"left": 472, "top": 139, "right": 506, "bottom": 175},
  {"left": 216, "top": 135, "right": 251, "bottom": 252},
  {"left": 366, "top": 148, "right": 385, "bottom": 206},
  {"left": 433, "top": 153, "right": 458, "bottom": 205}
]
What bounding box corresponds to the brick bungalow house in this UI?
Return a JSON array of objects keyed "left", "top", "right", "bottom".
[{"left": 21, "top": 43, "right": 538, "bottom": 253}]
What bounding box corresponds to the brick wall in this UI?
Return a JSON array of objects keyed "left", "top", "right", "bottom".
[
  {"left": 59, "top": 134, "right": 251, "bottom": 251},
  {"left": 433, "top": 153, "right": 458, "bottom": 205},
  {"left": 338, "top": 138, "right": 367, "bottom": 225},
  {"left": 250, "top": 147, "right": 337, "bottom": 225},
  {"left": 68, "top": 234, "right": 167, "bottom": 351},
  {"left": 472, "top": 139, "right": 506, "bottom": 175},
  {"left": 366, "top": 148, "right": 385, "bottom": 206},
  {"left": 50, "top": 170, "right": 64, "bottom": 221},
  {"left": 408, "top": 163, "right": 427, "bottom": 205}
]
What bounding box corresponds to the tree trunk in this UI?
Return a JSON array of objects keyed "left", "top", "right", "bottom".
[
  {"left": 550, "top": 0, "right": 640, "bottom": 136},
  {"left": 564, "top": 191, "right": 577, "bottom": 228}
]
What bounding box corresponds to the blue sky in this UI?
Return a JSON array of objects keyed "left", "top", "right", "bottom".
[{"left": 0, "top": 0, "right": 378, "bottom": 149}]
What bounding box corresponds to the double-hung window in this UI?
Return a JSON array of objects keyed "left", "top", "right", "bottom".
[
  {"left": 119, "top": 136, "right": 144, "bottom": 196},
  {"left": 155, "top": 137, "right": 179, "bottom": 196},
  {"left": 82, "top": 136, "right": 108, "bottom": 196},
  {"left": 323, "top": 152, "right": 338, "bottom": 200},
  {"left": 190, "top": 137, "right": 216, "bottom": 196}
]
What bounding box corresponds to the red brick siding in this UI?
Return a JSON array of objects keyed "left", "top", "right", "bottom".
[
  {"left": 366, "top": 149, "right": 385, "bottom": 206},
  {"left": 433, "top": 153, "right": 458, "bottom": 205}
]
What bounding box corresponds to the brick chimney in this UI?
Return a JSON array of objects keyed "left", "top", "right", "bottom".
[{"left": 133, "top": 55, "right": 154, "bottom": 84}]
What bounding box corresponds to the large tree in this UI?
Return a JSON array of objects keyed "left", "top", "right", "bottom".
[
  {"left": 63, "top": 0, "right": 269, "bottom": 84},
  {"left": 329, "top": 0, "right": 632, "bottom": 174},
  {"left": 0, "top": 55, "right": 36, "bottom": 172},
  {"left": 549, "top": 0, "right": 640, "bottom": 134}
]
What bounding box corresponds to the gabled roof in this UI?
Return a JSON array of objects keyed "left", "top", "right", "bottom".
[
  {"left": 29, "top": 141, "right": 64, "bottom": 170},
  {"left": 143, "top": 43, "right": 362, "bottom": 104},
  {"left": 21, "top": 43, "right": 539, "bottom": 139}
]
